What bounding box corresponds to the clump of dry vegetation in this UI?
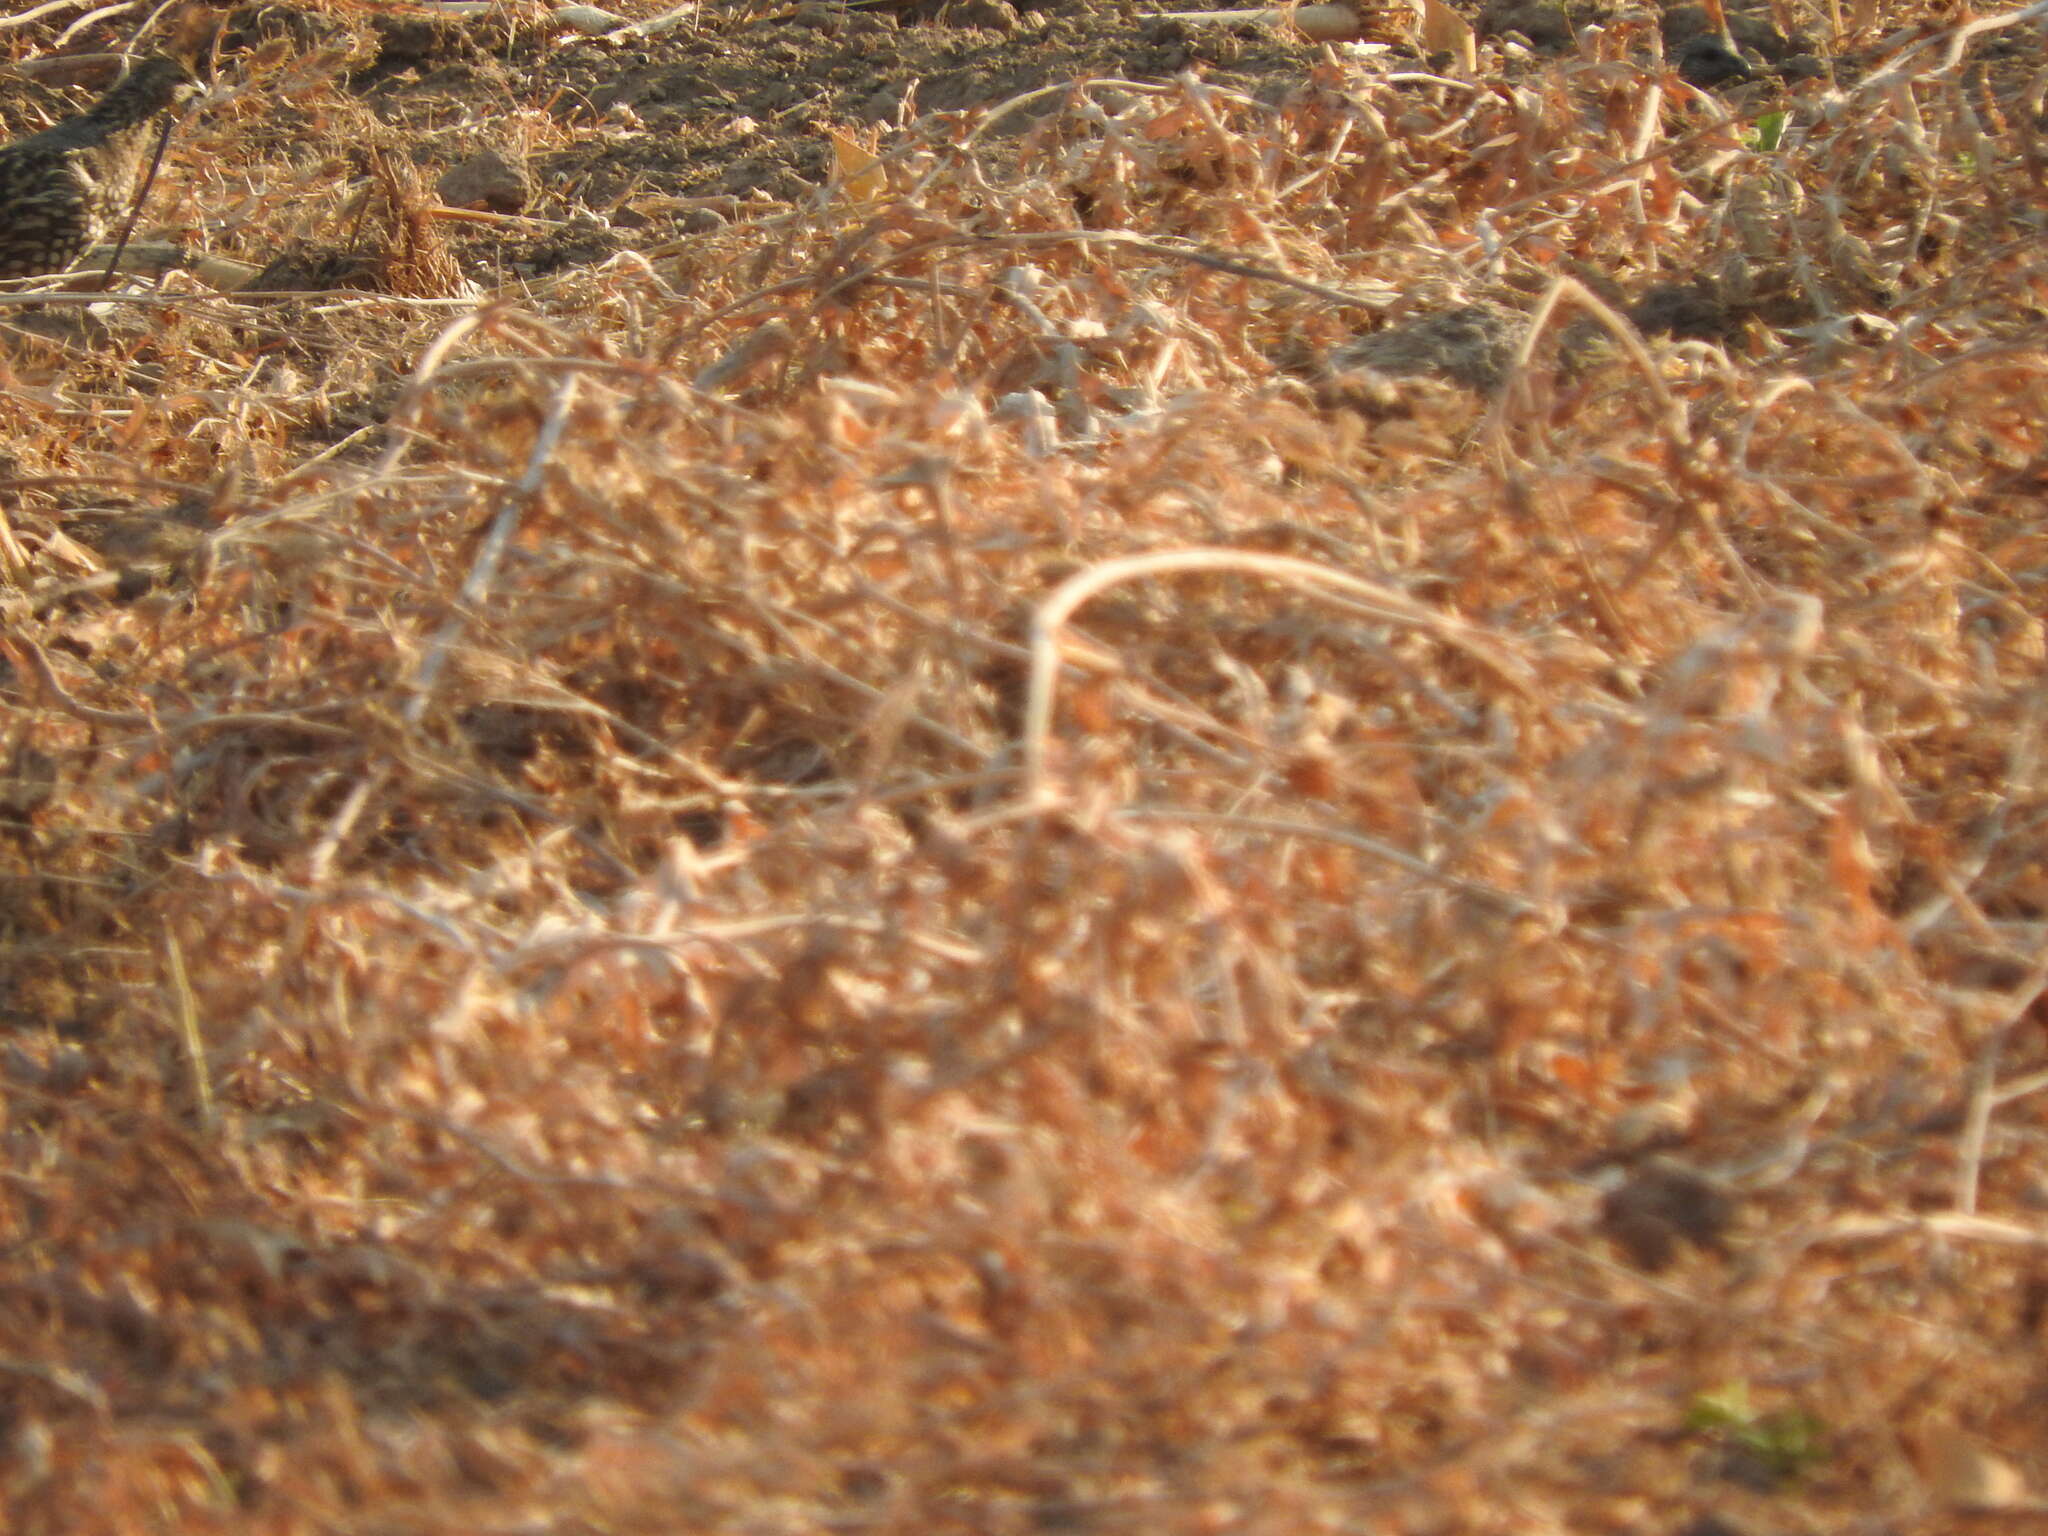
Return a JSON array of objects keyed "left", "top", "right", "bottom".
[{"left": 3, "top": 0, "right": 2047, "bottom": 1529}]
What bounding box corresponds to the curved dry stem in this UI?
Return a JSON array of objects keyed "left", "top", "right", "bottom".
[{"left": 1022, "top": 547, "right": 1538, "bottom": 802}]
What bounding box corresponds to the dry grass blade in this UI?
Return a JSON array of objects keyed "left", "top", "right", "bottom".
[{"left": 1024, "top": 547, "right": 1538, "bottom": 800}]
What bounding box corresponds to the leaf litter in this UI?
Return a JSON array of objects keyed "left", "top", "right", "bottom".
[{"left": 3, "top": 0, "right": 2048, "bottom": 1528}]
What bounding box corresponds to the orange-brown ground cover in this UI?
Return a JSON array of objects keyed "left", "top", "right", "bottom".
[{"left": 3, "top": 0, "right": 2047, "bottom": 1530}]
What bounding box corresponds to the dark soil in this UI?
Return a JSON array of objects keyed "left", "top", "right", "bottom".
[
  {"left": 352, "top": 0, "right": 1334, "bottom": 276},
  {"left": 321, "top": 0, "right": 1853, "bottom": 290}
]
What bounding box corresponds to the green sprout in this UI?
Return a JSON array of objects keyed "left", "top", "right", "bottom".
[
  {"left": 1686, "top": 1382, "right": 1829, "bottom": 1486},
  {"left": 1749, "top": 111, "right": 1788, "bottom": 153}
]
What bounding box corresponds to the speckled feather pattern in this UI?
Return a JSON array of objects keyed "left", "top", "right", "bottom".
[{"left": 0, "top": 56, "right": 193, "bottom": 280}]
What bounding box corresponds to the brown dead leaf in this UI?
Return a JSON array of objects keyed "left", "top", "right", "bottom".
[
  {"left": 1925, "top": 1428, "right": 2036, "bottom": 1512},
  {"left": 825, "top": 126, "right": 887, "bottom": 209},
  {"left": 1415, "top": 0, "right": 1477, "bottom": 72}
]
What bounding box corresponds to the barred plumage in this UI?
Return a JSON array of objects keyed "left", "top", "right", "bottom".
[{"left": 0, "top": 55, "right": 195, "bottom": 280}]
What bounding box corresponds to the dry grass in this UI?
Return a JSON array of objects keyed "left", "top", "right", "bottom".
[{"left": 4, "top": 0, "right": 2048, "bottom": 1530}]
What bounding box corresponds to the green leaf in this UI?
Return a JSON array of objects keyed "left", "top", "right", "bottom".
[
  {"left": 1684, "top": 1383, "right": 1829, "bottom": 1483},
  {"left": 1685, "top": 1381, "right": 1754, "bottom": 1432}
]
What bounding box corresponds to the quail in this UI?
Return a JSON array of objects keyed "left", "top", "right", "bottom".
[{"left": 0, "top": 55, "right": 196, "bottom": 281}]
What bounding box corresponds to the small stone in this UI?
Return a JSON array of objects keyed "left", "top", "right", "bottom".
[
  {"left": 944, "top": 0, "right": 1021, "bottom": 30},
  {"left": 1675, "top": 35, "right": 1754, "bottom": 87},
  {"left": 1332, "top": 303, "right": 1521, "bottom": 393},
  {"left": 1663, "top": 5, "right": 1802, "bottom": 60},
  {"left": 0, "top": 747, "right": 57, "bottom": 820},
  {"left": 437, "top": 147, "right": 531, "bottom": 214},
  {"left": 1478, "top": 0, "right": 1571, "bottom": 50},
  {"left": 245, "top": 247, "right": 381, "bottom": 293},
  {"left": 553, "top": 3, "right": 628, "bottom": 32},
  {"left": 1629, "top": 282, "right": 1738, "bottom": 343},
  {"left": 1599, "top": 1160, "right": 1735, "bottom": 1271}
]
